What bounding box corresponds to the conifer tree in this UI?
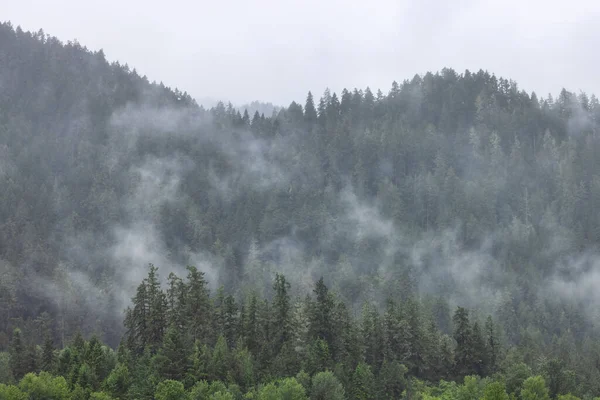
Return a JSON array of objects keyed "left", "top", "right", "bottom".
[
  {"left": 304, "top": 91, "right": 317, "bottom": 125},
  {"left": 154, "top": 325, "right": 191, "bottom": 382},
  {"left": 453, "top": 307, "right": 473, "bottom": 378},
  {"left": 273, "top": 273, "right": 292, "bottom": 351},
  {"left": 41, "top": 335, "right": 56, "bottom": 373},
  {"left": 9, "top": 328, "right": 29, "bottom": 380},
  {"left": 308, "top": 278, "right": 334, "bottom": 353},
  {"left": 350, "top": 362, "right": 375, "bottom": 400},
  {"left": 185, "top": 266, "right": 212, "bottom": 344},
  {"left": 223, "top": 295, "right": 238, "bottom": 349}
]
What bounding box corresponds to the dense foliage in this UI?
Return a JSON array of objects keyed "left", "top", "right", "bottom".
[
  {"left": 2, "top": 20, "right": 600, "bottom": 398},
  {"left": 1, "top": 266, "right": 598, "bottom": 399}
]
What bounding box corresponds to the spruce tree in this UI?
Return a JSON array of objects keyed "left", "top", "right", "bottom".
[
  {"left": 308, "top": 278, "right": 334, "bottom": 353},
  {"left": 304, "top": 91, "right": 318, "bottom": 125},
  {"left": 453, "top": 307, "right": 473, "bottom": 378},
  {"left": 350, "top": 362, "right": 375, "bottom": 400},
  {"left": 223, "top": 295, "right": 238, "bottom": 349},
  {"left": 273, "top": 273, "right": 292, "bottom": 351},
  {"left": 154, "top": 325, "right": 191, "bottom": 382},
  {"left": 9, "top": 328, "right": 29, "bottom": 380},
  {"left": 41, "top": 335, "right": 56, "bottom": 373},
  {"left": 185, "top": 266, "right": 212, "bottom": 344}
]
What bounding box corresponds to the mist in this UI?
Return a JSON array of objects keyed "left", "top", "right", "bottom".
[{"left": 1, "top": 20, "right": 600, "bottom": 357}]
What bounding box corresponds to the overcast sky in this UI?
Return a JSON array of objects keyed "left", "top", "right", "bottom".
[{"left": 4, "top": 0, "right": 600, "bottom": 107}]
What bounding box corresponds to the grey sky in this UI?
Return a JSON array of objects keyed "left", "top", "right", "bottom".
[{"left": 4, "top": 0, "right": 600, "bottom": 107}]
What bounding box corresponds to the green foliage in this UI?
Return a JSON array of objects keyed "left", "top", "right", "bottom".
[
  {"left": 278, "top": 378, "right": 308, "bottom": 400},
  {"left": 4, "top": 20, "right": 600, "bottom": 400},
  {"left": 190, "top": 380, "right": 238, "bottom": 400},
  {"left": 0, "top": 384, "right": 27, "bottom": 400},
  {"left": 252, "top": 378, "right": 307, "bottom": 400},
  {"left": 210, "top": 335, "right": 230, "bottom": 382},
  {"left": 209, "top": 392, "right": 234, "bottom": 400},
  {"left": 295, "top": 371, "right": 311, "bottom": 395},
  {"left": 189, "top": 380, "right": 211, "bottom": 400},
  {"left": 18, "top": 372, "right": 70, "bottom": 400},
  {"left": 521, "top": 376, "right": 550, "bottom": 400},
  {"left": 155, "top": 379, "right": 188, "bottom": 400},
  {"left": 103, "top": 363, "right": 130, "bottom": 399},
  {"left": 483, "top": 381, "right": 509, "bottom": 400},
  {"left": 310, "top": 371, "right": 344, "bottom": 400},
  {"left": 0, "top": 353, "right": 13, "bottom": 385},
  {"left": 8, "top": 330, "right": 33, "bottom": 382},
  {"left": 377, "top": 360, "right": 407, "bottom": 399},
  {"left": 126, "top": 351, "right": 155, "bottom": 400},
  {"left": 153, "top": 325, "right": 191, "bottom": 382},
  {"left": 89, "top": 392, "right": 115, "bottom": 400},
  {"left": 456, "top": 376, "right": 484, "bottom": 400},
  {"left": 350, "top": 362, "right": 375, "bottom": 400},
  {"left": 557, "top": 395, "right": 580, "bottom": 400},
  {"left": 504, "top": 361, "right": 532, "bottom": 395}
]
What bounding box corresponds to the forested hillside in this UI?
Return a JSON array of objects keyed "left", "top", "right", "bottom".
[{"left": 2, "top": 20, "right": 600, "bottom": 398}]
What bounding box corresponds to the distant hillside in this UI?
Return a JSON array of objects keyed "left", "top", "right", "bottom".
[
  {"left": 1, "top": 19, "right": 600, "bottom": 377},
  {"left": 238, "top": 101, "right": 280, "bottom": 118}
]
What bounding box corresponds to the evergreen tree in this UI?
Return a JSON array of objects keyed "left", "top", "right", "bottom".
[
  {"left": 350, "top": 362, "right": 375, "bottom": 400},
  {"left": 154, "top": 325, "right": 191, "bottom": 382},
  {"left": 145, "top": 264, "right": 168, "bottom": 352},
  {"left": 304, "top": 91, "right": 318, "bottom": 125},
  {"left": 471, "top": 320, "right": 487, "bottom": 376},
  {"left": 453, "top": 307, "right": 473, "bottom": 378},
  {"left": 223, "top": 295, "right": 238, "bottom": 349},
  {"left": 272, "top": 273, "right": 292, "bottom": 351},
  {"left": 210, "top": 335, "right": 230, "bottom": 382},
  {"left": 308, "top": 278, "right": 334, "bottom": 354},
  {"left": 483, "top": 382, "right": 509, "bottom": 400},
  {"left": 521, "top": 376, "right": 550, "bottom": 400},
  {"left": 185, "top": 266, "right": 212, "bottom": 345},
  {"left": 41, "top": 335, "right": 56, "bottom": 373},
  {"left": 377, "top": 359, "right": 407, "bottom": 400},
  {"left": 9, "top": 329, "right": 31, "bottom": 381},
  {"left": 310, "top": 371, "right": 345, "bottom": 400},
  {"left": 485, "top": 316, "right": 499, "bottom": 374}
]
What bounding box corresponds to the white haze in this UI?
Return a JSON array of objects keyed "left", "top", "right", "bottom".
[
  {"left": 3, "top": 0, "right": 600, "bottom": 105},
  {"left": 12, "top": 76, "right": 597, "bottom": 331}
]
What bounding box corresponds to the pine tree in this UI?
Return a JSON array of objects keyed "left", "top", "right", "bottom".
[
  {"left": 273, "top": 273, "right": 292, "bottom": 351},
  {"left": 9, "top": 328, "right": 30, "bottom": 380},
  {"left": 485, "top": 316, "right": 499, "bottom": 374},
  {"left": 124, "top": 279, "right": 148, "bottom": 355},
  {"left": 185, "top": 266, "right": 212, "bottom": 344},
  {"left": 210, "top": 335, "right": 230, "bottom": 382},
  {"left": 472, "top": 320, "right": 487, "bottom": 376},
  {"left": 304, "top": 91, "right": 317, "bottom": 125},
  {"left": 350, "top": 362, "right": 375, "bottom": 400},
  {"left": 362, "top": 303, "right": 384, "bottom": 370},
  {"left": 154, "top": 325, "right": 191, "bottom": 382},
  {"left": 104, "top": 363, "right": 131, "bottom": 400},
  {"left": 377, "top": 359, "right": 407, "bottom": 400},
  {"left": 146, "top": 264, "right": 168, "bottom": 352},
  {"left": 244, "top": 293, "right": 259, "bottom": 355},
  {"left": 223, "top": 295, "right": 238, "bottom": 349},
  {"left": 308, "top": 278, "right": 334, "bottom": 353},
  {"left": 41, "top": 334, "right": 56, "bottom": 373},
  {"left": 128, "top": 349, "right": 155, "bottom": 400},
  {"left": 85, "top": 336, "right": 107, "bottom": 387},
  {"left": 307, "top": 339, "right": 332, "bottom": 376},
  {"left": 166, "top": 272, "right": 186, "bottom": 330},
  {"left": 453, "top": 307, "right": 473, "bottom": 378},
  {"left": 311, "top": 370, "right": 345, "bottom": 400}
]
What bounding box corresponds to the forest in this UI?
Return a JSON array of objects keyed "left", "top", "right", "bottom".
[{"left": 2, "top": 20, "right": 600, "bottom": 399}]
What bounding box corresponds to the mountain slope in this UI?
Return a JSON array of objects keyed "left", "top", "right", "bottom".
[{"left": 1, "top": 20, "right": 600, "bottom": 357}]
